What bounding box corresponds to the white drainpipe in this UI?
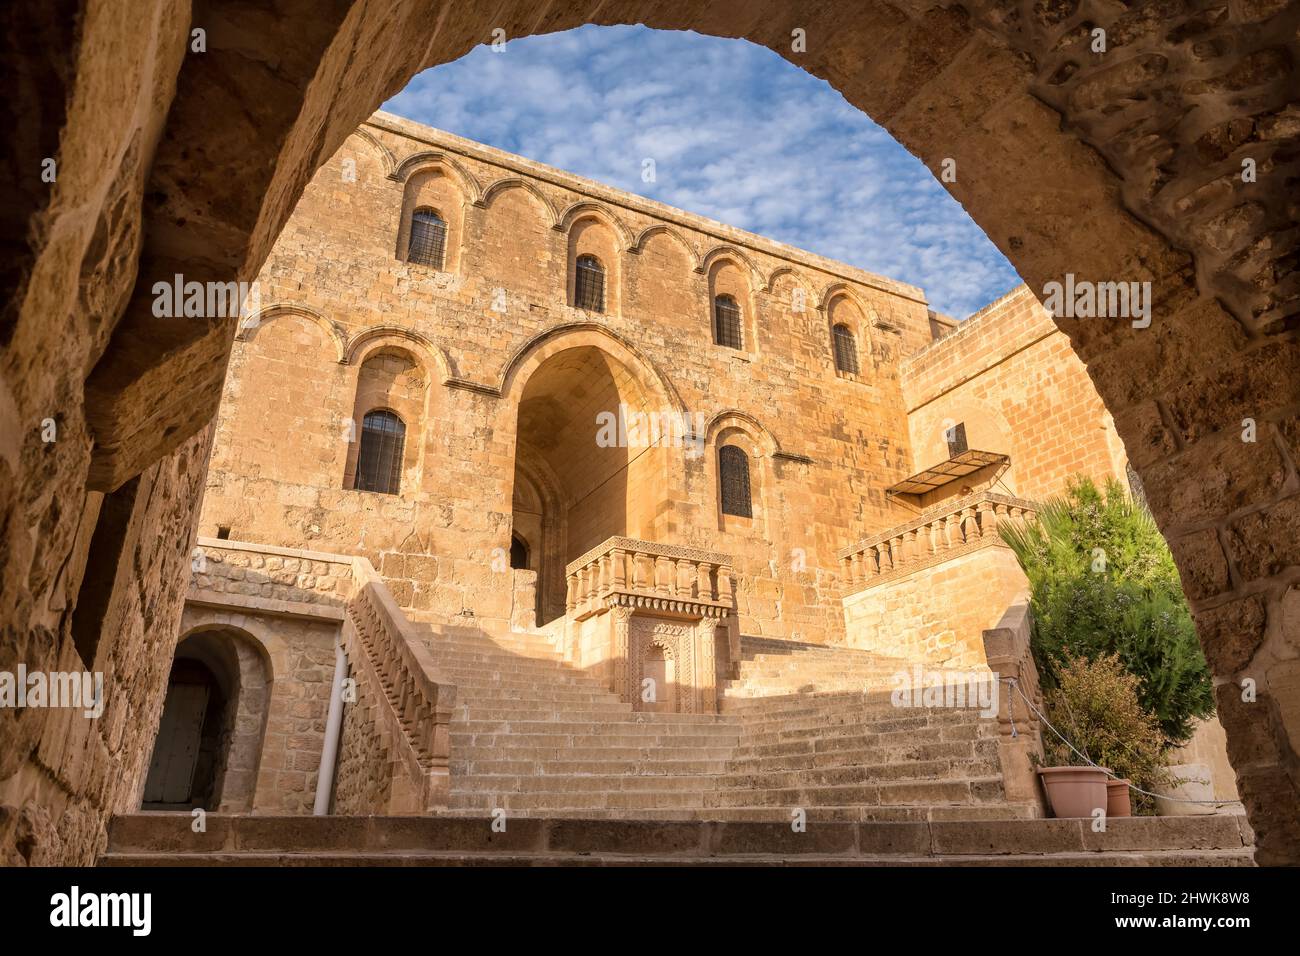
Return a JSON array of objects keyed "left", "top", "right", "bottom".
[{"left": 313, "top": 643, "right": 348, "bottom": 816}]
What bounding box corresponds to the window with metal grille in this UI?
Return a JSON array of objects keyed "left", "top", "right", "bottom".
[
  {"left": 355, "top": 409, "right": 406, "bottom": 495},
  {"left": 407, "top": 208, "right": 447, "bottom": 269},
  {"left": 945, "top": 421, "right": 968, "bottom": 458},
  {"left": 719, "top": 445, "right": 752, "bottom": 518},
  {"left": 832, "top": 324, "right": 859, "bottom": 374},
  {"left": 574, "top": 255, "right": 605, "bottom": 311},
  {"left": 714, "top": 294, "right": 743, "bottom": 349}
]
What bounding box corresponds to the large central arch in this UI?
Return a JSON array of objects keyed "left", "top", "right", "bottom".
[{"left": 6, "top": 2, "right": 1298, "bottom": 862}]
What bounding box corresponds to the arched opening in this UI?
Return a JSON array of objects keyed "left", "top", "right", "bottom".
[
  {"left": 13, "top": 4, "right": 1300, "bottom": 864},
  {"left": 510, "top": 343, "right": 670, "bottom": 620},
  {"left": 142, "top": 627, "right": 271, "bottom": 813}
]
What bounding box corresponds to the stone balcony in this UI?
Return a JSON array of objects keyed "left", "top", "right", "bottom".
[
  {"left": 561, "top": 536, "right": 739, "bottom": 715},
  {"left": 837, "top": 492, "right": 1040, "bottom": 670},
  {"left": 839, "top": 490, "right": 1039, "bottom": 593}
]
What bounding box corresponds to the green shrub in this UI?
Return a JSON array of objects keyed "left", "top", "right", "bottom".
[
  {"left": 1000, "top": 476, "right": 1213, "bottom": 744},
  {"left": 1041, "top": 652, "right": 1173, "bottom": 814}
]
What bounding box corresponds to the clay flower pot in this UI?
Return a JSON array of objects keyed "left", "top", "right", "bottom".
[
  {"left": 1106, "top": 778, "right": 1133, "bottom": 817},
  {"left": 1037, "top": 766, "right": 1109, "bottom": 818}
]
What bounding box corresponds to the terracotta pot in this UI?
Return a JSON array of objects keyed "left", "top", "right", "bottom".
[
  {"left": 1106, "top": 778, "right": 1132, "bottom": 817},
  {"left": 1037, "top": 766, "right": 1109, "bottom": 818}
]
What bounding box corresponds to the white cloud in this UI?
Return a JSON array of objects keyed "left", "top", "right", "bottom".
[{"left": 384, "top": 25, "right": 1022, "bottom": 317}]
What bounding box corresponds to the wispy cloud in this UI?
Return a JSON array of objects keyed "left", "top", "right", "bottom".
[{"left": 384, "top": 25, "right": 1021, "bottom": 318}]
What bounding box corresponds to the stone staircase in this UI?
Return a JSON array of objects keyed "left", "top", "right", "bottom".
[
  {"left": 100, "top": 626, "right": 1255, "bottom": 865},
  {"left": 410, "top": 625, "right": 1028, "bottom": 822}
]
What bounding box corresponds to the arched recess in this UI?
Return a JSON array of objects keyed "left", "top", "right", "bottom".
[
  {"left": 706, "top": 254, "right": 759, "bottom": 355},
  {"left": 557, "top": 201, "right": 635, "bottom": 249},
  {"left": 394, "top": 163, "right": 469, "bottom": 272},
  {"left": 630, "top": 224, "right": 700, "bottom": 271},
  {"left": 499, "top": 322, "right": 685, "bottom": 416},
  {"left": 480, "top": 177, "right": 561, "bottom": 227},
  {"left": 705, "top": 411, "right": 777, "bottom": 535},
  {"left": 342, "top": 344, "right": 430, "bottom": 494},
  {"left": 565, "top": 213, "right": 622, "bottom": 315},
  {"left": 344, "top": 325, "right": 454, "bottom": 382},
  {"left": 51, "top": 3, "right": 1300, "bottom": 864},
  {"left": 238, "top": 304, "right": 347, "bottom": 363},
  {"left": 350, "top": 126, "right": 397, "bottom": 177},
  {"left": 824, "top": 291, "right": 873, "bottom": 377},
  {"left": 389, "top": 150, "right": 484, "bottom": 202},
  {"left": 142, "top": 624, "right": 272, "bottom": 813}
]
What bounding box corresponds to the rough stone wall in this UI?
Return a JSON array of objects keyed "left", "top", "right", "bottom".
[
  {"left": 198, "top": 117, "right": 929, "bottom": 643},
  {"left": 903, "top": 285, "right": 1128, "bottom": 500},
  {"left": 331, "top": 678, "right": 395, "bottom": 815},
  {"left": 0, "top": 425, "right": 210, "bottom": 866}
]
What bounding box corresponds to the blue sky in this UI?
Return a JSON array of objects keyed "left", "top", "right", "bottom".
[{"left": 384, "top": 25, "right": 1021, "bottom": 318}]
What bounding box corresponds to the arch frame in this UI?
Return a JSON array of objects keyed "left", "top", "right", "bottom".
[{"left": 237, "top": 303, "right": 348, "bottom": 364}]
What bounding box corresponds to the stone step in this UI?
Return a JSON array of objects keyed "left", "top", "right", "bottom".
[
  {"left": 451, "top": 718, "right": 740, "bottom": 737},
  {"left": 727, "top": 739, "right": 996, "bottom": 773},
  {"left": 717, "top": 758, "right": 1002, "bottom": 790},
  {"left": 450, "top": 758, "right": 731, "bottom": 776},
  {"left": 455, "top": 705, "right": 636, "bottom": 721},
  {"left": 451, "top": 732, "right": 740, "bottom": 750},
  {"left": 451, "top": 743, "right": 736, "bottom": 762},
  {"left": 102, "top": 814, "right": 1255, "bottom": 866},
  {"left": 453, "top": 773, "right": 722, "bottom": 794},
  {"left": 703, "top": 776, "right": 1006, "bottom": 809}
]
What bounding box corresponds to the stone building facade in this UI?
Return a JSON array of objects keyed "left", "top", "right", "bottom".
[
  {"left": 199, "top": 112, "right": 939, "bottom": 646},
  {"left": 142, "top": 114, "right": 1237, "bottom": 819}
]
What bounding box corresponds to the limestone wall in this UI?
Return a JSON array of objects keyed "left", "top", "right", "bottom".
[
  {"left": 902, "top": 285, "right": 1129, "bottom": 501},
  {"left": 844, "top": 545, "right": 1027, "bottom": 670},
  {"left": 197, "top": 116, "right": 934, "bottom": 643}
]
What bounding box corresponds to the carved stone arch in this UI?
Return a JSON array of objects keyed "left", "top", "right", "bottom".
[
  {"left": 698, "top": 244, "right": 763, "bottom": 286},
  {"left": 764, "top": 265, "right": 813, "bottom": 295},
  {"left": 237, "top": 303, "right": 347, "bottom": 363},
  {"left": 350, "top": 125, "right": 397, "bottom": 177},
  {"left": 343, "top": 325, "right": 454, "bottom": 383},
  {"left": 388, "top": 150, "right": 484, "bottom": 204},
  {"left": 498, "top": 322, "right": 685, "bottom": 415},
  {"left": 480, "top": 177, "right": 560, "bottom": 227},
  {"left": 630, "top": 224, "right": 701, "bottom": 270},
  {"left": 705, "top": 409, "right": 780, "bottom": 458},
  {"left": 556, "top": 200, "right": 634, "bottom": 250},
  {"left": 821, "top": 286, "right": 877, "bottom": 358}
]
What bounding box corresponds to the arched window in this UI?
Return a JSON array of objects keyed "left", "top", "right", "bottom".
[
  {"left": 719, "top": 445, "right": 752, "bottom": 518},
  {"left": 355, "top": 409, "right": 406, "bottom": 495},
  {"left": 832, "top": 324, "right": 859, "bottom": 374},
  {"left": 714, "top": 294, "right": 743, "bottom": 349},
  {"left": 510, "top": 534, "right": 529, "bottom": 570},
  {"left": 407, "top": 208, "right": 447, "bottom": 269},
  {"left": 574, "top": 254, "right": 605, "bottom": 312}
]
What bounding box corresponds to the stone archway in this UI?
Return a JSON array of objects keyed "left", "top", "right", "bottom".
[{"left": 4, "top": 2, "right": 1299, "bottom": 863}]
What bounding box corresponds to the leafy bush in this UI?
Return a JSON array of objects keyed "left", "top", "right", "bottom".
[
  {"left": 1000, "top": 476, "right": 1213, "bottom": 744},
  {"left": 1042, "top": 652, "right": 1173, "bottom": 814}
]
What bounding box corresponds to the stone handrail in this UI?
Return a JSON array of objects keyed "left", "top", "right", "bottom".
[
  {"left": 565, "top": 536, "right": 734, "bottom": 621},
  {"left": 343, "top": 559, "right": 455, "bottom": 811},
  {"left": 838, "top": 491, "right": 1038, "bottom": 590}
]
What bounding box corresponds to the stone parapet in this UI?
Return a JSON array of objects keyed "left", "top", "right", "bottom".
[{"left": 839, "top": 491, "right": 1038, "bottom": 594}]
